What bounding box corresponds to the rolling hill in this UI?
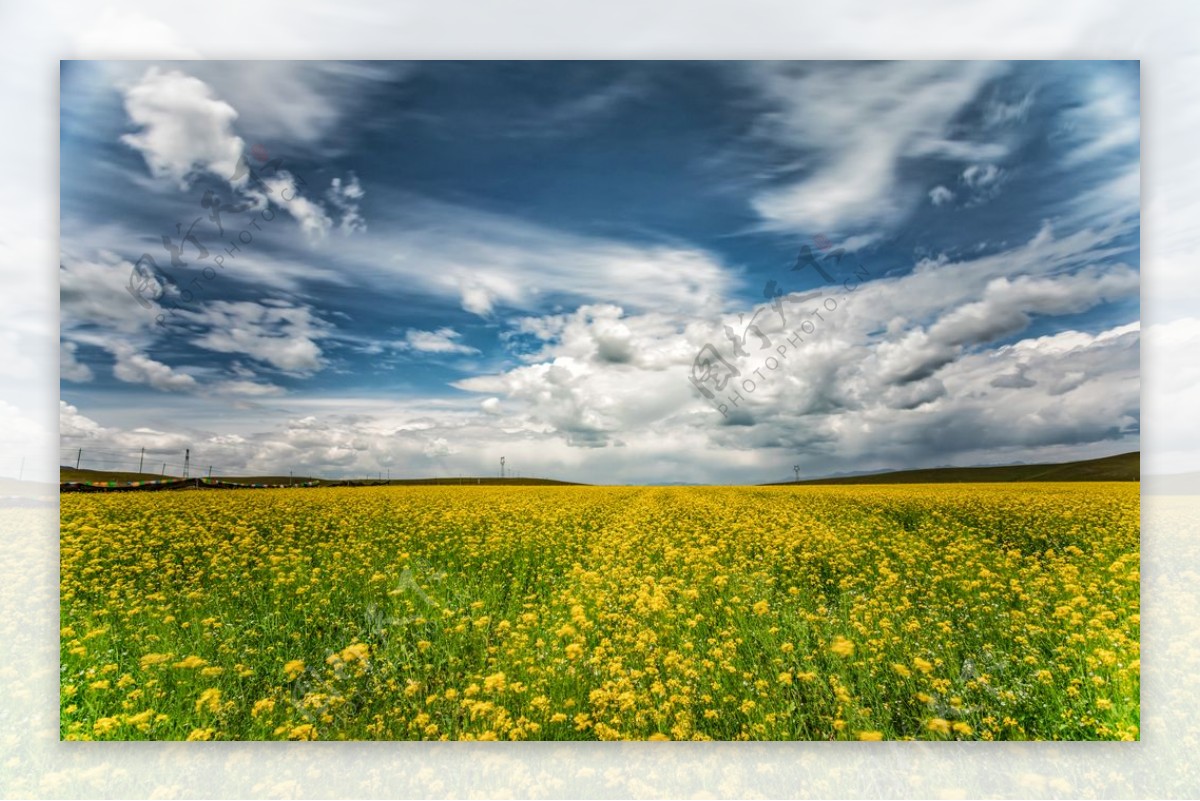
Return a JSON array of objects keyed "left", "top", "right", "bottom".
[
  {"left": 769, "top": 452, "right": 1139, "bottom": 485},
  {"left": 60, "top": 466, "right": 583, "bottom": 488}
]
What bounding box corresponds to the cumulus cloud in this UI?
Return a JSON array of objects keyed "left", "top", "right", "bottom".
[
  {"left": 55, "top": 310, "right": 1139, "bottom": 484},
  {"left": 107, "top": 342, "right": 198, "bottom": 392},
  {"left": 872, "top": 265, "right": 1139, "bottom": 384},
  {"left": 456, "top": 307, "right": 699, "bottom": 448},
  {"left": 447, "top": 223, "right": 1139, "bottom": 473},
  {"left": 990, "top": 365, "right": 1036, "bottom": 389},
  {"left": 119, "top": 67, "right": 348, "bottom": 242},
  {"left": 60, "top": 400, "right": 108, "bottom": 441},
  {"left": 120, "top": 67, "right": 244, "bottom": 188}
]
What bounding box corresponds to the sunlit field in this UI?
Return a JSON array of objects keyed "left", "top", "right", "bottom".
[{"left": 59, "top": 484, "right": 1139, "bottom": 741}]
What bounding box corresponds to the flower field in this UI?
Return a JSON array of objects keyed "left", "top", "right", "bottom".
[{"left": 59, "top": 483, "right": 1139, "bottom": 741}]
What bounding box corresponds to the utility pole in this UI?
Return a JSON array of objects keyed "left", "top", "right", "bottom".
[
  {"left": 207, "top": 465, "right": 212, "bottom": 478},
  {"left": 794, "top": 465, "right": 800, "bottom": 483},
  {"left": 76, "top": 448, "right": 82, "bottom": 469},
  {"left": 161, "top": 463, "right": 166, "bottom": 476},
  {"left": 138, "top": 447, "right": 145, "bottom": 473},
  {"left": 183, "top": 448, "right": 190, "bottom": 479},
  {"left": 500, "top": 456, "right": 505, "bottom": 479}
]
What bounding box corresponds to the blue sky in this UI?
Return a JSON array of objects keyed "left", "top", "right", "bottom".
[{"left": 59, "top": 60, "right": 1140, "bottom": 483}]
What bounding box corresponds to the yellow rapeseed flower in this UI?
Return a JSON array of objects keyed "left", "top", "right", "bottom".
[
  {"left": 194, "top": 688, "right": 222, "bottom": 715},
  {"left": 92, "top": 717, "right": 120, "bottom": 736},
  {"left": 926, "top": 718, "right": 952, "bottom": 736},
  {"left": 139, "top": 653, "right": 171, "bottom": 669},
  {"left": 830, "top": 636, "right": 855, "bottom": 658},
  {"left": 173, "top": 655, "right": 207, "bottom": 670}
]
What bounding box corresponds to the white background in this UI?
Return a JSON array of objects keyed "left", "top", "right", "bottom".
[{"left": 1, "top": 0, "right": 1196, "bottom": 797}]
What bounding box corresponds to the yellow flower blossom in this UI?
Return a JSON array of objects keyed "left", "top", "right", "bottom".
[{"left": 830, "top": 636, "right": 855, "bottom": 658}]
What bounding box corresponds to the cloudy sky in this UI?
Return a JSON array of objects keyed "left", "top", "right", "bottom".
[{"left": 59, "top": 60, "right": 1140, "bottom": 483}]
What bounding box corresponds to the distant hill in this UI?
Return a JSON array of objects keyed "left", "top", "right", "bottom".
[
  {"left": 61, "top": 467, "right": 326, "bottom": 485},
  {"left": 60, "top": 466, "right": 583, "bottom": 488},
  {"left": 768, "top": 452, "right": 1139, "bottom": 485}
]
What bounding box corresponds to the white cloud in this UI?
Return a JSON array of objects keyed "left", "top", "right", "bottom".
[
  {"left": 960, "top": 163, "right": 1006, "bottom": 205},
  {"left": 49, "top": 60, "right": 1147, "bottom": 485},
  {"left": 423, "top": 437, "right": 455, "bottom": 458},
  {"left": 173, "top": 61, "right": 406, "bottom": 149},
  {"left": 120, "top": 67, "right": 244, "bottom": 189},
  {"left": 60, "top": 221, "right": 351, "bottom": 297},
  {"left": 1062, "top": 71, "right": 1140, "bottom": 168},
  {"left": 262, "top": 172, "right": 333, "bottom": 241},
  {"left": 354, "top": 200, "right": 734, "bottom": 318},
  {"left": 746, "top": 61, "right": 1006, "bottom": 235},
  {"left": 962, "top": 163, "right": 1001, "bottom": 189},
  {"left": 60, "top": 400, "right": 107, "bottom": 441},
  {"left": 118, "top": 67, "right": 349, "bottom": 243},
  {"left": 872, "top": 265, "right": 1139, "bottom": 384},
  {"left": 107, "top": 342, "right": 198, "bottom": 392},
  {"left": 398, "top": 328, "right": 479, "bottom": 355},
  {"left": 60, "top": 341, "right": 93, "bottom": 382},
  {"left": 982, "top": 91, "right": 1035, "bottom": 128},
  {"left": 214, "top": 380, "right": 286, "bottom": 397},
  {"left": 180, "top": 300, "right": 329, "bottom": 374},
  {"left": 442, "top": 223, "right": 1140, "bottom": 472},
  {"left": 60, "top": 254, "right": 165, "bottom": 336},
  {"left": 327, "top": 174, "right": 366, "bottom": 234},
  {"left": 461, "top": 284, "right": 497, "bottom": 316},
  {"left": 929, "top": 186, "right": 956, "bottom": 206}
]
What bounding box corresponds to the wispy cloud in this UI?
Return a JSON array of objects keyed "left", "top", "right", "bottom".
[
  {"left": 745, "top": 61, "right": 1007, "bottom": 236},
  {"left": 398, "top": 328, "right": 478, "bottom": 355}
]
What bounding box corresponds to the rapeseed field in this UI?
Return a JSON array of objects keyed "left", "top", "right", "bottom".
[{"left": 59, "top": 484, "right": 1139, "bottom": 741}]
